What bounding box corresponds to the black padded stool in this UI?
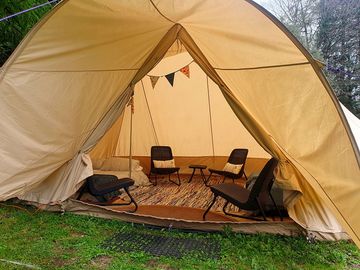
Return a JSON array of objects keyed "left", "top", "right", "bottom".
[
  {"left": 188, "top": 165, "right": 208, "bottom": 185},
  {"left": 77, "top": 174, "right": 138, "bottom": 212}
]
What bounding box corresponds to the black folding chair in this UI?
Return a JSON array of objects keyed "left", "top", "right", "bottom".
[
  {"left": 206, "top": 148, "right": 248, "bottom": 186},
  {"left": 149, "top": 146, "right": 181, "bottom": 186},
  {"left": 203, "top": 158, "right": 282, "bottom": 221}
]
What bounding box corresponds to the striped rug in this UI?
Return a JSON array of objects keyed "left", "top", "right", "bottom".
[{"left": 124, "top": 175, "right": 246, "bottom": 213}]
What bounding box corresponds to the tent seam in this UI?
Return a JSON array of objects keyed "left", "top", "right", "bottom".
[
  {"left": 149, "top": 0, "right": 176, "bottom": 24},
  {"left": 213, "top": 61, "right": 310, "bottom": 71},
  {"left": 7, "top": 68, "right": 140, "bottom": 73},
  {"left": 147, "top": 60, "right": 194, "bottom": 77}
]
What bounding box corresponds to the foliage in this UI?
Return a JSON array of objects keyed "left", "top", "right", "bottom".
[
  {"left": 0, "top": 0, "right": 54, "bottom": 65},
  {"left": 0, "top": 204, "right": 359, "bottom": 270},
  {"left": 317, "top": 0, "right": 360, "bottom": 116}
]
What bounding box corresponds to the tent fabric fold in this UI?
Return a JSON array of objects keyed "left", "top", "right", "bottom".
[{"left": 0, "top": 0, "right": 359, "bottom": 246}]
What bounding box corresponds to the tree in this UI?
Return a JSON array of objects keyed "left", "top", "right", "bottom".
[
  {"left": 317, "top": 0, "right": 360, "bottom": 117},
  {"left": 0, "top": 0, "right": 54, "bottom": 66},
  {"left": 268, "top": 0, "right": 320, "bottom": 55}
]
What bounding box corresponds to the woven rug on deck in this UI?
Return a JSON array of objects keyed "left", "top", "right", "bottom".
[{"left": 123, "top": 175, "right": 247, "bottom": 213}]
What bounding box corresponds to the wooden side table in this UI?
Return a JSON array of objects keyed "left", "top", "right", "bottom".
[{"left": 188, "top": 164, "right": 208, "bottom": 185}]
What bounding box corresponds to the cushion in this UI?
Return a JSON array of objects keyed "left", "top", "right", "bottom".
[
  {"left": 153, "top": 159, "right": 176, "bottom": 168},
  {"left": 223, "top": 162, "right": 243, "bottom": 174},
  {"left": 93, "top": 170, "right": 151, "bottom": 187},
  {"left": 101, "top": 157, "right": 140, "bottom": 171},
  {"left": 91, "top": 158, "right": 105, "bottom": 170}
]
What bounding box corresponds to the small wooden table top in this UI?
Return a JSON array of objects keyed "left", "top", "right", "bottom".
[{"left": 189, "top": 164, "right": 207, "bottom": 169}]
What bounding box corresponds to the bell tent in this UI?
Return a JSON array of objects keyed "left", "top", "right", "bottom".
[{"left": 0, "top": 0, "right": 359, "bottom": 246}]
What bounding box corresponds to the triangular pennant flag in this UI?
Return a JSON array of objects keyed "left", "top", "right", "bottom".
[
  {"left": 180, "top": 65, "right": 190, "bottom": 78},
  {"left": 165, "top": 73, "right": 175, "bottom": 86},
  {"left": 150, "top": 76, "right": 160, "bottom": 89}
]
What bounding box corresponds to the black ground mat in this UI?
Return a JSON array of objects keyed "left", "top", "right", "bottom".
[{"left": 102, "top": 232, "right": 221, "bottom": 259}]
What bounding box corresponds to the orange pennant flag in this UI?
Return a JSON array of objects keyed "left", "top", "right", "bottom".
[{"left": 180, "top": 65, "right": 190, "bottom": 78}]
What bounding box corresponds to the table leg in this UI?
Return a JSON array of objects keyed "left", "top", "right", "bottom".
[{"left": 188, "top": 168, "right": 196, "bottom": 183}]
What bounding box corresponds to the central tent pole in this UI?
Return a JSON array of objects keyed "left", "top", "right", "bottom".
[
  {"left": 207, "top": 76, "right": 215, "bottom": 157},
  {"left": 128, "top": 95, "right": 134, "bottom": 178}
]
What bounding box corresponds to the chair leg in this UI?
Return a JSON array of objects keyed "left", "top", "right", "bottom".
[
  {"left": 177, "top": 171, "right": 181, "bottom": 186},
  {"left": 104, "top": 187, "right": 138, "bottom": 212},
  {"left": 222, "top": 201, "right": 229, "bottom": 214},
  {"left": 256, "top": 198, "right": 267, "bottom": 221},
  {"left": 188, "top": 168, "right": 196, "bottom": 183},
  {"left": 149, "top": 172, "right": 157, "bottom": 186},
  {"left": 205, "top": 172, "right": 213, "bottom": 187},
  {"left": 124, "top": 187, "right": 138, "bottom": 213},
  {"left": 243, "top": 171, "right": 248, "bottom": 181},
  {"left": 222, "top": 176, "right": 227, "bottom": 183},
  {"left": 222, "top": 204, "right": 267, "bottom": 221},
  {"left": 169, "top": 172, "right": 181, "bottom": 186},
  {"left": 269, "top": 193, "right": 283, "bottom": 221},
  {"left": 203, "top": 194, "right": 218, "bottom": 220},
  {"left": 154, "top": 174, "right": 158, "bottom": 186}
]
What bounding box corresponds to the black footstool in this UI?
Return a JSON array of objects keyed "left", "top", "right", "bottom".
[{"left": 77, "top": 174, "right": 138, "bottom": 212}]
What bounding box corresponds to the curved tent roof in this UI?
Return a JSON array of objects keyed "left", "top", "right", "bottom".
[{"left": 0, "top": 0, "right": 359, "bottom": 246}]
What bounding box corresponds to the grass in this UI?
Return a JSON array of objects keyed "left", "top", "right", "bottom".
[{"left": 0, "top": 203, "right": 359, "bottom": 270}]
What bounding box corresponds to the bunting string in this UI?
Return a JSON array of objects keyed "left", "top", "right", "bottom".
[
  {"left": 147, "top": 60, "right": 194, "bottom": 88},
  {"left": 326, "top": 65, "right": 360, "bottom": 80}
]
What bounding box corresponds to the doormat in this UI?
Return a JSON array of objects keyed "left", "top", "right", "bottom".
[{"left": 102, "top": 232, "right": 221, "bottom": 259}]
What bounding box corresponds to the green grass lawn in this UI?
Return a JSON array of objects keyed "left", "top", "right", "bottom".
[{"left": 0, "top": 203, "right": 359, "bottom": 270}]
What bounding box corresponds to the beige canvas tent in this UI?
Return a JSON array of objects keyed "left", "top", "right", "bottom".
[{"left": 0, "top": 0, "right": 359, "bottom": 246}]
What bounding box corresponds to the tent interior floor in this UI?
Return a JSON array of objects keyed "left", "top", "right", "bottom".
[{"left": 79, "top": 174, "right": 292, "bottom": 225}]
